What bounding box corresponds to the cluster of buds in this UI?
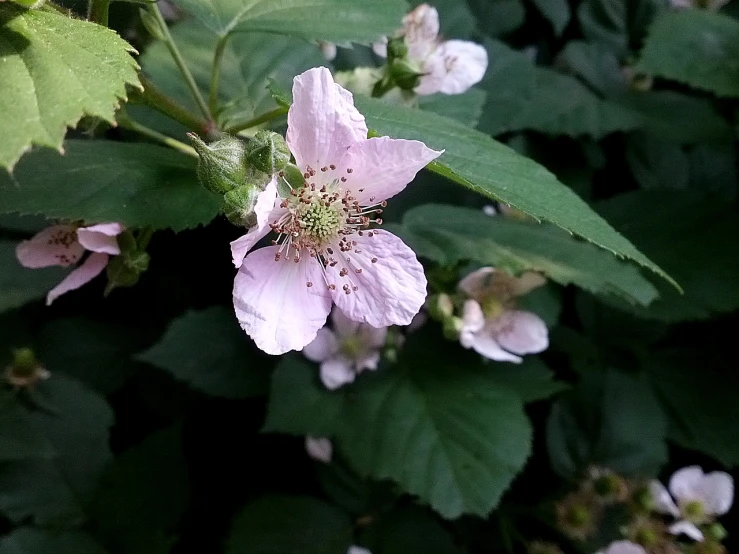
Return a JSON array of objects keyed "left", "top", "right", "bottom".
[{"left": 188, "top": 130, "right": 290, "bottom": 228}]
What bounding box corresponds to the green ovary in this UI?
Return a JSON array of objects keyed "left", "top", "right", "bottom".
[{"left": 299, "top": 202, "right": 342, "bottom": 241}]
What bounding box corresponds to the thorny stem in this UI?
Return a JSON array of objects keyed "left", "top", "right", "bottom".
[
  {"left": 224, "top": 107, "right": 287, "bottom": 134},
  {"left": 146, "top": 2, "right": 212, "bottom": 121},
  {"left": 133, "top": 75, "right": 212, "bottom": 135},
  {"left": 117, "top": 109, "right": 198, "bottom": 158},
  {"left": 87, "top": 0, "right": 110, "bottom": 25},
  {"left": 209, "top": 35, "right": 229, "bottom": 117}
]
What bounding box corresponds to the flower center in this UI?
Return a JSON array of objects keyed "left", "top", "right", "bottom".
[
  {"left": 681, "top": 499, "right": 706, "bottom": 522},
  {"left": 296, "top": 201, "right": 342, "bottom": 242},
  {"left": 340, "top": 335, "right": 365, "bottom": 359}
]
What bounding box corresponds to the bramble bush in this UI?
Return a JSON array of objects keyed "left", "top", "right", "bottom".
[{"left": 0, "top": 0, "right": 738, "bottom": 552}]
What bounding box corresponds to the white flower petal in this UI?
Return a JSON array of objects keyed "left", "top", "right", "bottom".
[
  {"left": 668, "top": 520, "right": 704, "bottom": 542},
  {"left": 356, "top": 350, "right": 381, "bottom": 372},
  {"left": 328, "top": 230, "right": 427, "bottom": 328},
  {"left": 416, "top": 40, "right": 488, "bottom": 96},
  {"left": 467, "top": 329, "right": 522, "bottom": 363},
  {"left": 233, "top": 246, "right": 332, "bottom": 355},
  {"left": 461, "top": 299, "right": 485, "bottom": 334},
  {"left": 302, "top": 327, "right": 339, "bottom": 363},
  {"left": 372, "top": 36, "right": 388, "bottom": 58},
  {"left": 305, "top": 436, "right": 333, "bottom": 463},
  {"left": 76, "top": 222, "right": 125, "bottom": 255},
  {"left": 649, "top": 479, "right": 680, "bottom": 517},
  {"left": 348, "top": 547, "right": 372, "bottom": 554},
  {"left": 458, "top": 267, "right": 496, "bottom": 298},
  {"left": 330, "top": 307, "right": 362, "bottom": 338},
  {"left": 320, "top": 356, "right": 356, "bottom": 390},
  {"left": 287, "top": 67, "right": 367, "bottom": 172},
  {"left": 700, "top": 471, "right": 734, "bottom": 516},
  {"left": 669, "top": 466, "right": 705, "bottom": 504},
  {"left": 46, "top": 252, "right": 109, "bottom": 305},
  {"left": 602, "top": 540, "right": 648, "bottom": 554},
  {"left": 403, "top": 3, "right": 440, "bottom": 62},
  {"left": 492, "top": 310, "right": 549, "bottom": 355}
]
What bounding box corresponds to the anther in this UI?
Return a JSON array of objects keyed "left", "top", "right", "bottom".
[
  {"left": 355, "top": 268, "right": 362, "bottom": 274},
  {"left": 306, "top": 282, "right": 313, "bottom": 287},
  {"left": 329, "top": 164, "right": 336, "bottom": 170},
  {"left": 346, "top": 168, "right": 353, "bottom": 173},
  {"left": 371, "top": 257, "right": 378, "bottom": 263}
]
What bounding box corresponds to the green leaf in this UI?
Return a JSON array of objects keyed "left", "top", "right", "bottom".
[
  {"left": 0, "top": 240, "right": 65, "bottom": 313},
  {"left": 140, "top": 21, "right": 324, "bottom": 129},
  {"left": 171, "top": 0, "right": 406, "bottom": 41},
  {"left": 626, "top": 132, "right": 689, "bottom": 191},
  {"left": 0, "top": 529, "right": 107, "bottom": 554},
  {"left": 577, "top": 0, "right": 665, "bottom": 56},
  {"left": 91, "top": 425, "right": 189, "bottom": 554},
  {"left": 0, "top": 375, "right": 113, "bottom": 524},
  {"left": 596, "top": 191, "right": 739, "bottom": 321},
  {"left": 466, "top": 0, "right": 525, "bottom": 37},
  {"left": 226, "top": 496, "right": 352, "bottom": 554},
  {"left": 394, "top": 204, "right": 659, "bottom": 306},
  {"left": 420, "top": 0, "right": 476, "bottom": 38},
  {"left": 0, "top": 5, "right": 140, "bottom": 170},
  {"left": 265, "top": 333, "right": 534, "bottom": 518},
  {"left": 531, "top": 0, "right": 571, "bottom": 35},
  {"left": 418, "top": 88, "right": 486, "bottom": 127},
  {"left": 136, "top": 307, "right": 268, "bottom": 399},
  {"left": 478, "top": 40, "right": 642, "bottom": 138},
  {"left": 354, "top": 96, "right": 674, "bottom": 289},
  {"left": 558, "top": 41, "right": 627, "bottom": 96},
  {"left": 0, "top": 391, "right": 55, "bottom": 462},
  {"left": 359, "top": 506, "right": 464, "bottom": 554},
  {"left": 546, "top": 369, "right": 668, "bottom": 479},
  {"left": 648, "top": 351, "right": 739, "bottom": 466},
  {"left": 0, "top": 141, "right": 220, "bottom": 231},
  {"left": 636, "top": 10, "right": 739, "bottom": 98}
]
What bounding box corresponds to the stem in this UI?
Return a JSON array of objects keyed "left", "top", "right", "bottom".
[
  {"left": 117, "top": 110, "right": 198, "bottom": 158},
  {"left": 137, "top": 227, "right": 155, "bottom": 250},
  {"left": 224, "top": 107, "right": 287, "bottom": 134},
  {"left": 147, "top": 2, "right": 212, "bottom": 120},
  {"left": 88, "top": 0, "right": 110, "bottom": 25},
  {"left": 209, "top": 35, "right": 229, "bottom": 117},
  {"left": 134, "top": 75, "right": 211, "bottom": 134}
]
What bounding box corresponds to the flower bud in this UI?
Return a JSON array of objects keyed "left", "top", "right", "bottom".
[
  {"left": 386, "top": 36, "right": 408, "bottom": 61},
  {"left": 632, "top": 485, "right": 655, "bottom": 513},
  {"left": 708, "top": 523, "right": 728, "bottom": 542},
  {"left": 389, "top": 59, "right": 422, "bottom": 91},
  {"left": 5, "top": 348, "right": 50, "bottom": 388},
  {"left": 442, "top": 316, "right": 463, "bottom": 341},
  {"left": 245, "top": 130, "right": 290, "bottom": 175},
  {"left": 188, "top": 133, "right": 249, "bottom": 195},
  {"left": 223, "top": 184, "right": 261, "bottom": 227},
  {"left": 428, "top": 293, "right": 454, "bottom": 321}
]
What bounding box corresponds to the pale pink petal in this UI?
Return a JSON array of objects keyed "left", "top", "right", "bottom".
[
  {"left": 305, "top": 436, "right": 333, "bottom": 463},
  {"left": 403, "top": 3, "right": 440, "bottom": 62},
  {"left": 372, "top": 37, "right": 388, "bottom": 58},
  {"left": 668, "top": 520, "right": 704, "bottom": 541},
  {"left": 46, "top": 252, "right": 109, "bottom": 305},
  {"left": 229, "top": 180, "right": 281, "bottom": 268},
  {"left": 492, "top": 310, "right": 549, "bottom": 355},
  {"left": 286, "top": 67, "right": 368, "bottom": 172},
  {"left": 319, "top": 41, "right": 337, "bottom": 61},
  {"left": 233, "top": 246, "right": 332, "bottom": 355},
  {"left": 359, "top": 324, "right": 388, "bottom": 350},
  {"left": 330, "top": 307, "right": 362, "bottom": 338},
  {"left": 356, "top": 350, "right": 381, "bottom": 372},
  {"left": 416, "top": 41, "right": 488, "bottom": 96},
  {"left": 699, "top": 471, "right": 733, "bottom": 516},
  {"left": 328, "top": 230, "right": 427, "bottom": 327},
  {"left": 320, "top": 356, "right": 356, "bottom": 389},
  {"left": 336, "top": 137, "right": 442, "bottom": 204},
  {"left": 512, "top": 271, "right": 547, "bottom": 296},
  {"left": 16, "top": 225, "right": 83, "bottom": 268},
  {"left": 302, "top": 327, "right": 339, "bottom": 363},
  {"left": 458, "top": 267, "right": 496, "bottom": 297},
  {"left": 602, "top": 541, "right": 647, "bottom": 554},
  {"left": 649, "top": 480, "right": 680, "bottom": 517},
  {"left": 77, "top": 223, "right": 124, "bottom": 255},
  {"left": 669, "top": 466, "right": 705, "bottom": 504},
  {"left": 348, "top": 547, "right": 372, "bottom": 554},
  {"left": 467, "top": 330, "right": 522, "bottom": 363},
  {"left": 670, "top": 0, "right": 694, "bottom": 8},
  {"left": 461, "top": 299, "right": 485, "bottom": 334}
]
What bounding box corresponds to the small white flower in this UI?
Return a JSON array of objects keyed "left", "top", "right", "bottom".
[
  {"left": 482, "top": 205, "right": 498, "bottom": 216},
  {"left": 318, "top": 41, "right": 337, "bottom": 61},
  {"left": 595, "top": 540, "right": 647, "bottom": 554},
  {"left": 305, "top": 436, "right": 333, "bottom": 463},
  {"left": 302, "top": 308, "right": 388, "bottom": 389},
  {"left": 649, "top": 466, "right": 734, "bottom": 541},
  {"left": 458, "top": 267, "right": 548, "bottom": 363},
  {"left": 376, "top": 3, "right": 488, "bottom": 95},
  {"left": 348, "top": 547, "right": 372, "bottom": 554}
]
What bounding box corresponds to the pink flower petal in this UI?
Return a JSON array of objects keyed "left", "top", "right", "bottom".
[
  {"left": 403, "top": 3, "right": 440, "bottom": 62},
  {"left": 601, "top": 541, "right": 647, "bottom": 554},
  {"left": 229, "top": 180, "right": 281, "bottom": 268},
  {"left": 77, "top": 222, "right": 125, "bottom": 255},
  {"left": 356, "top": 350, "right": 381, "bottom": 372},
  {"left": 328, "top": 230, "right": 427, "bottom": 327},
  {"left": 330, "top": 306, "right": 362, "bottom": 338},
  {"left": 649, "top": 480, "right": 680, "bottom": 517},
  {"left": 359, "top": 324, "right": 388, "bottom": 350},
  {"left": 287, "top": 67, "right": 368, "bottom": 172},
  {"left": 492, "top": 310, "right": 549, "bottom": 355},
  {"left": 466, "top": 331, "right": 522, "bottom": 363},
  {"left": 668, "top": 520, "right": 704, "bottom": 542},
  {"left": 302, "top": 327, "right": 339, "bottom": 363},
  {"left": 458, "top": 267, "right": 496, "bottom": 298},
  {"left": 461, "top": 299, "right": 485, "bottom": 334},
  {"left": 669, "top": 466, "right": 705, "bottom": 504},
  {"left": 233, "top": 246, "right": 332, "bottom": 355},
  {"left": 417, "top": 40, "right": 488, "bottom": 96},
  {"left": 320, "top": 356, "right": 356, "bottom": 389},
  {"left": 336, "top": 137, "right": 442, "bottom": 204},
  {"left": 305, "top": 436, "right": 333, "bottom": 463},
  {"left": 46, "top": 252, "right": 109, "bottom": 305},
  {"left": 16, "top": 225, "right": 84, "bottom": 268},
  {"left": 700, "top": 471, "right": 734, "bottom": 516}
]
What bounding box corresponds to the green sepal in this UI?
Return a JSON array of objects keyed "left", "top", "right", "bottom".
[
  {"left": 223, "top": 184, "right": 261, "bottom": 227},
  {"left": 188, "top": 133, "right": 249, "bottom": 195},
  {"left": 245, "top": 130, "right": 290, "bottom": 175}
]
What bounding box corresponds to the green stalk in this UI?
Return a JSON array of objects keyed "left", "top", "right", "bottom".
[
  {"left": 134, "top": 75, "right": 211, "bottom": 135},
  {"left": 87, "top": 0, "right": 110, "bottom": 25},
  {"left": 117, "top": 110, "right": 198, "bottom": 158},
  {"left": 146, "top": 2, "right": 212, "bottom": 120},
  {"left": 224, "top": 107, "right": 288, "bottom": 134},
  {"left": 209, "top": 35, "right": 229, "bottom": 117}
]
